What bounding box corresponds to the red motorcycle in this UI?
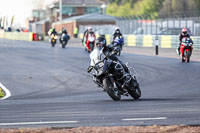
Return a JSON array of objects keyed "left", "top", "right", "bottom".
[
  {"left": 85, "top": 33, "right": 96, "bottom": 53},
  {"left": 180, "top": 37, "right": 193, "bottom": 62}
]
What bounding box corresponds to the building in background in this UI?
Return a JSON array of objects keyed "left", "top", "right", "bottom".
[
  {"left": 53, "top": 13, "right": 116, "bottom": 37},
  {"left": 47, "top": 0, "right": 102, "bottom": 22},
  {"left": 29, "top": 0, "right": 109, "bottom": 37},
  {"left": 32, "top": 10, "right": 46, "bottom": 22}
]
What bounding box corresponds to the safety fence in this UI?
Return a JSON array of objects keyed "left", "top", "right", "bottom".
[
  {"left": 4, "top": 32, "right": 33, "bottom": 41},
  {"left": 116, "top": 16, "right": 200, "bottom": 36},
  {"left": 0, "top": 30, "right": 35, "bottom": 41},
  {"left": 79, "top": 34, "right": 200, "bottom": 50}
]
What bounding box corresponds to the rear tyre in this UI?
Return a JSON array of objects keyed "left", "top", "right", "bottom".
[{"left": 103, "top": 78, "right": 121, "bottom": 101}]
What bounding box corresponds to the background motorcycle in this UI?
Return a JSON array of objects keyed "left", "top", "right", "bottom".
[
  {"left": 180, "top": 37, "right": 193, "bottom": 62},
  {"left": 51, "top": 34, "right": 58, "bottom": 47},
  {"left": 113, "top": 36, "right": 124, "bottom": 56},
  {"left": 85, "top": 34, "right": 95, "bottom": 53},
  {"left": 60, "top": 33, "right": 70, "bottom": 48},
  {"left": 88, "top": 46, "right": 141, "bottom": 101}
]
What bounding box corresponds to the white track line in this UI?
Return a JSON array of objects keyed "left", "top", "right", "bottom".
[
  {"left": 0, "top": 82, "right": 11, "bottom": 100},
  {"left": 0, "top": 121, "right": 79, "bottom": 126},
  {"left": 122, "top": 117, "right": 167, "bottom": 121}
]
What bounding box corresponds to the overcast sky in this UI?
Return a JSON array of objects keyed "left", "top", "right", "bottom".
[{"left": 0, "top": 0, "right": 55, "bottom": 28}]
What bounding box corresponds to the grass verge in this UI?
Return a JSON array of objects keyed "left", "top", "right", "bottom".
[{"left": 0, "top": 87, "right": 5, "bottom": 98}]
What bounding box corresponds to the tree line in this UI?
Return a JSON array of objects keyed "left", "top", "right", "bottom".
[{"left": 104, "top": 0, "right": 200, "bottom": 18}]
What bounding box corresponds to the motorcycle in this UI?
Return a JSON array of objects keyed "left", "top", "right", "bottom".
[
  {"left": 60, "top": 33, "right": 70, "bottom": 48},
  {"left": 180, "top": 37, "right": 193, "bottom": 62},
  {"left": 51, "top": 34, "right": 58, "bottom": 47},
  {"left": 112, "top": 36, "right": 124, "bottom": 56},
  {"left": 88, "top": 45, "right": 141, "bottom": 101},
  {"left": 85, "top": 33, "right": 95, "bottom": 53}
]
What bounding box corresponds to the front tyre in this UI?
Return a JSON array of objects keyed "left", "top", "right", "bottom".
[
  {"left": 51, "top": 43, "right": 55, "bottom": 47},
  {"left": 51, "top": 39, "right": 56, "bottom": 47},
  {"left": 181, "top": 56, "right": 185, "bottom": 62},
  {"left": 128, "top": 78, "right": 141, "bottom": 99},
  {"left": 185, "top": 51, "right": 191, "bottom": 63},
  {"left": 89, "top": 42, "right": 94, "bottom": 52},
  {"left": 62, "top": 43, "right": 66, "bottom": 48},
  {"left": 103, "top": 78, "right": 121, "bottom": 101}
]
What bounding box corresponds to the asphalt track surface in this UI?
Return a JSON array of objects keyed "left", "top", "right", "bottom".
[{"left": 0, "top": 39, "right": 200, "bottom": 128}]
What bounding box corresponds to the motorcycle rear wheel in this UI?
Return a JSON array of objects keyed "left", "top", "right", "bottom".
[{"left": 103, "top": 78, "right": 121, "bottom": 101}]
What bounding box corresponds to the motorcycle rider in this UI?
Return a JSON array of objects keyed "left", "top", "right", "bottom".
[
  {"left": 87, "top": 36, "right": 128, "bottom": 73},
  {"left": 82, "top": 27, "right": 91, "bottom": 43},
  {"left": 85, "top": 27, "right": 96, "bottom": 51},
  {"left": 112, "top": 27, "right": 123, "bottom": 43},
  {"left": 112, "top": 27, "right": 124, "bottom": 51},
  {"left": 87, "top": 36, "right": 106, "bottom": 72},
  {"left": 85, "top": 27, "right": 95, "bottom": 39},
  {"left": 178, "top": 28, "right": 191, "bottom": 55},
  {"left": 59, "top": 28, "right": 69, "bottom": 43},
  {"left": 50, "top": 28, "right": 57, "bottom": 35}
]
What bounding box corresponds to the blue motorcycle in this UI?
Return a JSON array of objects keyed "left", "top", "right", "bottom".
[{"left": 112, "top": 36, "right": 124, "bottom": 56}]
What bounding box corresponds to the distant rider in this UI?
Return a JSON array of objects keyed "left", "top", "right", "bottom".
[
  {"left": 59, "top": 28, "right": 69, "bottom": 43},
  {"left": 85, "top": 27, "right": 95, "bottom": 40},
  {"left": 50, "top": 28, "right": 57, "bottom": 35},
  {"left": 178, "top": 28, "right": 190, "bottom": 55},
  {"left": 82, "top": 27, "right": 90, "bottom": 43},
  {"left": 48, "top": 28, "right": 57, "bottom": 42},
  {"left": 112, "top": 27, "right": 124, "bottom": 50},
  {"left": 112, "top": 27, "right": 124, "bottom": 43}
]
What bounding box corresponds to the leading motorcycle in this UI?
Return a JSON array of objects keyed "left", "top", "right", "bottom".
[
  {"left": 88, "top": 45, "right": 141, "bottom": 101},
  {"left": 51, "top": 34, "right": 58, "bottom": 47},
  {"left": 180, "top": 37, "right": 193, "bottom": 62}
]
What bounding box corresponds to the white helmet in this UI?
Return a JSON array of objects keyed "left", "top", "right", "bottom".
[
  {"left": 88, "top": 27, "right": 92, "bottom": 31},
  {"left": 115, "top": 27, "right": 120, "bottom": 31}
]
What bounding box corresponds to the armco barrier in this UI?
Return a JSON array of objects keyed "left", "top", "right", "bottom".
[
  {"left": 4, "top": 32, "right": 33, "bottom": 41},
  {"left": 79, "top": 34, "right": 200, "bottom": 49},
  {"left": 0, "top": 30, "right": 5, "bottom": 38},
  {"left": 0, "top": 31, "right": 33, "bottom": 41}
]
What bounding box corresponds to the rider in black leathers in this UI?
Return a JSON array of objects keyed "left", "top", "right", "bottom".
[
  {"left": 59, "top": 28, "right": 69, "bottom": 43},
  {"left": 87, "top": 36, "right": 128, "bottom": 73},
  {"left": 51, "top": 28, "right": 57, "bottom": 35}
]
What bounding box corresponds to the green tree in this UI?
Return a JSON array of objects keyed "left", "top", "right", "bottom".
[{"left": 106, "top": 0, "right": 164, "bottom": 19}]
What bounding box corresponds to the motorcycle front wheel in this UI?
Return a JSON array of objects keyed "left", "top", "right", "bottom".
[
  {"left": 62, "top": 43, "right": 66, "bottom": 48},
  {"left": 185, "top": 51, "right": 191, "bottom": 62},
  {"left": 128, "top": 78, "right": 141, "bottom": 99},
  {"left": 51, "top": 43, "right": 55, "bottom": 47},
  {"left": 103, "top": 78, "right": 121, "bottom": 101},
  {"left": 89, "top": 43, "right": 94, "bottom": 52}
]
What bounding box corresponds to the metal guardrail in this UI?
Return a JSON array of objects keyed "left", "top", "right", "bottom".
[{"left": 0, "top": 30, "right": 33, "bottom": 41}]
